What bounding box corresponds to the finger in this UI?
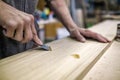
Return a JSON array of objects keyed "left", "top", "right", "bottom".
[
  {"left": 32, "top": 25, "right": 43, "bottom": 45},
  {"left": 13, "top": 22, "right": 24, "bottom": 41},
  {"left": 95, "top": 35, "right": 108, "bottom": 43},
  {"left": 5, "top": 27, "right": 15, "bottom": 38},
  {"left": 99, "top": 35, "right": 111, "bottom": 42},
  {"left": 5, "top": 30, "right": 14, "bottom": 38},
  {"left": 71, "top": 30, "right": 86, "bottom": 42},
  {"left": 96, "top": 34, "right": 111, "bottom": 43},
  {"left": 77, "top": 33, "right": 86, "bottom": 42},
  {"left": 79, "top": 29, "right": 94, "bottom": 38},
  {"left": 31, "top": 17, "right": 43, "bottom": 45},
  {"left": 88, "top": 32, "right": 109, "bottom": 43},
  {"left": 20, "top": 13, "right": 43, "bottom": 45},
  {"left": 17, "top": 14, "right": 33, "bottom": 43},
  {"left": 33, "top": 34, "right": 43, "bottom": 45},
  {"left": 80, "top": 29, "right": 110, "bottom": 43},
  {"left": 22, "top": 24, "right": 33, "bottom": 43}
]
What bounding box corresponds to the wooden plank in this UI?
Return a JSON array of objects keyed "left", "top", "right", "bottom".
[
  {"left": 0, "top": 20, "right": 119, "bottom": 80},
  {"left": 83, "top": 41, "right": 120, "bottom": 80}
]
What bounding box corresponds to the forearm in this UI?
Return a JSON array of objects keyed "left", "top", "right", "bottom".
[
  {"left": 0, "top": 0, "right": 2, "bottom": 25},
  {"left": 0, "top": 0, "right": 6, "bottom": 26},
  {"left": 48, "top": 0, "right": 78, "bottom": 31}
]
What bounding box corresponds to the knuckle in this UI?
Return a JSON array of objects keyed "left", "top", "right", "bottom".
[
  {"left": 84, "top": 29, "right": 88, "bottom": 32},
  {"left": 5, "top": 33, "right": 10, "bottom": 38},
  {"left": 28, "top": 37, "right": 32, "bottom": 41},
  {"left": 29, "top": 14, "right": 34, "bottom": 21},
  {"left": 16, "top": 39, "right": 22, "bottom": 42},
  {"left": 21, "top": 40, "right": 26, "bottom": 43},
  {"left": 16, "top": 36, "right": 23, "bottom": 42},
  {"left": 24, "top": 15, "right": 34, "bottom": 23},
  {"left": 23, "top": 17, "right": 31, "bottom": 23},
  {"left": 12, "top": 23, "right": 18, "bottom": 29},
  {"left": 18, "top": 37, "right": 23, "bottom": 41},
  {"left": 25, "top": 36, "right": 32, "bottom": 42},
  {"left": 7, "top": 19, "right": 23, "bottom": 29},
  {"left": 26, "top": 35, "right": 32, "bottom": 41},
  {"left": 10, "top": 21, "right": 23, "bottom": 28},
  {"left": 84, "top": 29, "right": 90, "bottom": 33},
  {"left": 33, "top": 32, "right": 37, "bottom": 35},
  {"left": 14, "top": 38, "right": 22, "bottom": 42},
  {"left": 8, "top": 20, "right": 17, "bottom": 29},
  {"left": 21, "top": 39, "right": 27, "bottom": 43},
  {"left": 29, "top": 34, "right": 33, "bottom": 40},
  {"left": 18, "top": 21, "right": 24, "bottom": 27},
  {"left": 95, "top": 33, "right": 99, "bottom": 38}
]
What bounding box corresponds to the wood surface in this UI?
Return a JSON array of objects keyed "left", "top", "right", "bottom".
[
  {"left": 0, "top": 20, "right": 119, "bottom": 80},
  {"left": 83, "top": 41, "right": 120, "bottom": 80}
]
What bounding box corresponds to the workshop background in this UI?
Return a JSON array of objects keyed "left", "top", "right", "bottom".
[
  {"left": 36, "top": 0, "right": 120, "bottom": 43},
  {"left": 1, "top": 0, "right": 120, "bottom": 80}
]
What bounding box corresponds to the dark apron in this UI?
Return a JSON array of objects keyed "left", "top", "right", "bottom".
[{"left": 0, "top": 0, "right": 39, "bottom": 58}]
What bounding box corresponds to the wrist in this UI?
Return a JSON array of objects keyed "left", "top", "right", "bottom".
[
  {"left": 66, "top": 23, "right": 78, "bottom": 32},
  {"left": 0, "top": 1, "right": 4, "bottom": 11},
  {"left": 0, "top": 1, "right": 2, "bottom": 26},
  {"left": 0, "top": 0, "right": 3, "bottom": 2},
  {"left": 0, "top": 0, "right": 5, "bottom": 26}
]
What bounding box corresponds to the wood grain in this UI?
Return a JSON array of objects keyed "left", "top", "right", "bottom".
[
  {"left": 83, "top": 41, "right": 120, "bottom": 80},
  {"left": 0, "top": 20, "right": 119, "bottom": 80}
]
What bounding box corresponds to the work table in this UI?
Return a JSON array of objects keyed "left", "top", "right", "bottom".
[{"left": 0, "top": 20, "right": 120, "bottom": 80}]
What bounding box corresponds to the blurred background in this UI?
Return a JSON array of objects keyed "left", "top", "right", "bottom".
[{"left": 35, "top": 0, "right": 120, "bottom": 43}]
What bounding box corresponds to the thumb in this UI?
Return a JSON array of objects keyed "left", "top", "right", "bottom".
[
  {"left": 70, "top": 30, "right": 86, "bottom": 42},
  {"left": 77, "top": 33, "right": 86, "bottom": 42}
]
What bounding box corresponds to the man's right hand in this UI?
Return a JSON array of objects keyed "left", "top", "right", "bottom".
[{"left": 0, "top": 1, "right": 43, "bottom": 45}]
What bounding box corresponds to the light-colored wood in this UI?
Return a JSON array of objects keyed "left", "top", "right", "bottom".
[
  {"left": 102, "top": 15, "right": 120, "bottom": 20},
  {"left": 0, "top": 20, "right": 119, "bottom": 80},
  {"left": 83, "top": 41, "right": 120, "bottom": 80}
]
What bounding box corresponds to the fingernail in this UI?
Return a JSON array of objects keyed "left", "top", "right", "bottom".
[
  {"left": 36, "top": 39, "right": 43, "bottom": 45},
  {"left": 34, "top": 35, "right": 43, "bottom": 45},
  {"left": 81, "top": 38, "right": 86, "bottom": 42},
  {"left": 39, "top": 40, "right": 43, "bottom": 45}
]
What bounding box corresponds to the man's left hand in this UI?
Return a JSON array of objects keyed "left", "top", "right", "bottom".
[{"left": 69, "top": 27, "right": 110, "bottom": 43}]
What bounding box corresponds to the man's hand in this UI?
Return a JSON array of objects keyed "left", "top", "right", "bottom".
[
  {"left": 49, "top": 0, "right": 110, "bottom": 43},
  {"left": 69, "top": 27, "right": 110, "bottom": 43},
  {"left": 0, "top": 1, "right": 43, "bottom": 45}
]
